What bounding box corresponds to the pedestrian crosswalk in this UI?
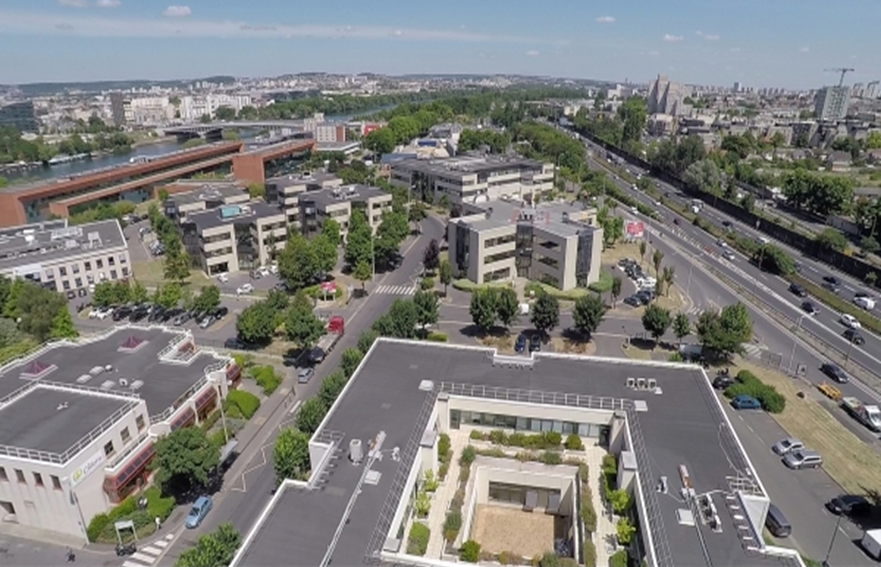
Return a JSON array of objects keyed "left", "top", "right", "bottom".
[
  {"left": 121, "top": 533, "right": 174, "bottom": 567},
  {"left": 742, "top": 343, "right": 764, "bottom": 359},
  {"left": 374, "top": 284, "right": 416, "bottom": 296}
]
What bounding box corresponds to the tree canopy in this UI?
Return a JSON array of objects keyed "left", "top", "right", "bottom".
[
  {"left": 152, "top": 427, "right": 220, "bottom": 494},
  {"left": 273, "top": 428, "right": 311, "bottom": 483},
  {"left": 695, "top": 303, "right": 753, "bottom": 360},
  {"left": 174, "top": 524, "right": 241, "bottom": 567},
  {"left": 572, "top": 294, "right": 606, "bottom": 338}
]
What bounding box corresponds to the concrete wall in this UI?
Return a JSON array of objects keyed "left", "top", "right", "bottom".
[{"left": 449, "top": 396, "right": 616, "bottom": 429}]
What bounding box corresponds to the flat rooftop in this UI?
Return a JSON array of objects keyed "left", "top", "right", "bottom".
[
  {"left": 462, "top": 198, "right": 597, "bottom": 238},
  {"left": 266, "top": 171, "right": 340, "bottom": 189},
  {"left": 391, "top": 155, "right": 547, "bottom": 178},
  {"left": 300, "top": 184, "right": 390, "bottom": 209},
  {"left": 166, "top": 184, "right": 246, "bottom": 207},
  {"left": 187, "top": 201, "right": 284, "bottom": 231},
  {"left": 0, "top": 326, "right": 220, "bottom": 418},
  {"left": 0, "top": 219, "right": 126, "bottom": 272},
  {"left": 0, "top": 384, "right": 135, "bottom": 457},
  {"left": 235, "top": 341, "right": 798, "bottom": 567}
]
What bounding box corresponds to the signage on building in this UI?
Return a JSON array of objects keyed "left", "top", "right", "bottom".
[
  {"left": 12, "top": 263, "right": 41, "bottom": 277},
  {"left": 625, "top": 221, "right": 645, "bottom": 239},
  {"left": 320, "top": 281, "right": 336, "bottom": 293},
  {"left": 71, "top": 451, "right": 105, "bottom": 487}
]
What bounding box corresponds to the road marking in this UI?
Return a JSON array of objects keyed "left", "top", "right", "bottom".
[
  {"left": 140, "top": 546, "right": 163, "bottom": 556},
  {"left": 122, "top": 561, "right": 143, "bottom": 567},
  {"left": 130, "top": 552, "right": 155, "bottom": 563},
  {"left": 153, "top": 540, "right": 168, "bottom": 548},
  {"left": 374, "top": 284, "right": 416, "bottom": 295}
]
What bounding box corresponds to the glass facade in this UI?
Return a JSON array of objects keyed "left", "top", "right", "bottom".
[
  {"left": 449, "top": 409, "right": 608, "bottom": 439},
  {"left": 489, "top": 481, "right": 560, "bottom": 511}
]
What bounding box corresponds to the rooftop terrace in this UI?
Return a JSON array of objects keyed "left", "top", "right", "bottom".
[
  {"left": 186, "top": 201, "right": 284, "bottom": 231},
  {"left": 391, "top": 155, "right": 547, "bottom": 178},
  {"left": 233, "top": 340, "right": 803, "bottom": 567}
]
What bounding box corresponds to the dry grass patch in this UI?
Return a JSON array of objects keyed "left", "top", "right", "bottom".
[
  {"left": 469, "top": 505, "right": 555, "bottom": 559},
  {"left": 478, "top": 333, "right": 514, "bottom": 353},
  {"left": 601, "top": 242, "right": 644, "bottom": 267},
  {"left": 551, "top": 337, "right": 596, "bottom": 355},
  {"left": 735, "top": 359, "right": 881, "bottom": 495}
]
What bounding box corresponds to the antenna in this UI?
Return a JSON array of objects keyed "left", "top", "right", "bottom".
[{"left": 824, "top": 67, "right": 855, "bottom": 87}]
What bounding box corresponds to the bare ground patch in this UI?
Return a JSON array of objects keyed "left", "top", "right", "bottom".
[{"left": 469, "top": 504, "right": 555, "bottom": 559}]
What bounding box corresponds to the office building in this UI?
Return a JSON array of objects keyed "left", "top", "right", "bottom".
[
  {"left": 230, "top": 339, "right": 805, "bottom": 567},
  {"left": 448, "top": 199, "right": 602, "bottom": 290},
  {"left": 162, "top": 183, "right": 249, "bottom": 223},
  {"left": 297, "top": 184, "right": 393, "bottom": 239},
  {"left": 0, "top": 101, "right": 39, "bottom": 133},
  {"left": 647, "top": 74, "right": 686, "bottom": 116},
  {"left": 181, "top": 202, "right": 286, "bottom": 276},
  {"left": 0, "top": 326, "right": 238, "bottom": 544},
  {"left": 108, "top": 92, "right": 126, "bottom": 127},
  {"left": 814, "top": 86, "right": 851, "bottom": 121},
  {"left": 265, "top": 172, "right": 342, "bottom": 227},
  {"left": 389, "top": 156, "right": 554, "bottom": 207},
  {"left": 179, "top": 95, "right": 253, "bottom": 122},
  {"left": 0, "top": 219, "right": 131, "bottom": 294}
]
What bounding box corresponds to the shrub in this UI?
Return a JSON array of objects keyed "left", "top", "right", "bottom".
[
  {"left": 438, "top": 461, "right": 450, "bottom": 480},
  {"left": 407, "top": 523, "right": 430, "bottom": 556},
  {"left": 489, "top": 430, "right": 508, "bottom": 444},
  {"left": 460, "top": 540, "right": 481, "bottom": 563},
  {"left": 87, "top": 513, "right": 110, "bottom": 542},
  {"left": 459, "top": 465, "right": 471, "bottom": 484},
  {"left": 226, "top": 389, "right": 261, "bottom": 419},
  {"left": 609, "top": 550, "right": 628, "bottom": 567},
  {"left": 609, "top": 489, "right": 630, "bottom": 514},
  {"left": 724, "top": 370, "right": 786, "bottom": 413},
  {"left": 476, "top": 447, "right": 506, "bottom": 458},
  {"left": 470, "top": 430, "right": 485, "bottom": 440},
  {"left": 564, "top": 434, "right": 584, "bottom": 451},
  {"left": 539, "top": 551, "right": 560, "bottom": 567},
  {"left": 515, "top": 451, "right": 535, "bottom": 462},
  {"left": 425, "top": 331, "right": 448, "bottom": 342},
  {"left": 421, "top": 277, "right": 435, "bottom": 290},
  {"left": 414, "top": 491, "right": 431, "bottom": 518},
  {"left": 438, "top": 433, "right": 451, "bottom": 458},
  {"left": 582, "top": 540, "right": 597, "bottom": 567},
  {"left": 507, "top": 432, "right": 527, "bottom": 446},
  {"left": 443, "top": 511, "right": 462, "bottom": 541},
  {"left": 423, "top": 469, "right": 439, "bottom": 492},
  {"left": 580, "top": 500, "right": 597, "bottom": 533},
  {"left": 541, "top": 451, "right": 563, "bottom": 465},
  {"left": 450, "top": 488, "right": 465, "bottom": 511},
  {"left": 498, "top": 550, "right": 521, "bottom": 565},
  {"left": 616, "top": 517, "right": 636, "bottom": 545},
  {"left": 602, "top": 454, "right": 617, "bottom": 474},
  {"left": 558, "top": 559, "right": 578, "bottom": 567},
  {"left": 460, "top": 445, "right": 476, "bottom": 466},
  {"left": 303, "top": 283, "right": 344, "bottom": 300},
  {"left": 250, "top": 365, "right": 281, "bottom": 395},
  {"left": 544, "top": 431, "right": 562, "bottom": 447},
  {"left": 452, "top": 279, "right": 512, "bottom": 293}
]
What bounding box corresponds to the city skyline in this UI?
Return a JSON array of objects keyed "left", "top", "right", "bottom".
[{"left": 0, "top": 0, "right": 878, "bottom": 89}]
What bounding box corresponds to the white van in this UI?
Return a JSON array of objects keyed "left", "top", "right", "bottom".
[
  {"left": 637, "top": 277, "right": 657, "bottom": 290},
  {"left": 854, "top": 296, "right": 876, "bottom": 310}
]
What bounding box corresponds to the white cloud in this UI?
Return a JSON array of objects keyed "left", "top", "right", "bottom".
[
  {"left": 526, "top": 50, "right": 540, "bottom": 56},
  {"left": 163, "top": 5, "right": 191, "bottom": 18},
  {"left": 0, "top": 8, "right": 536, "bottom": 43},
  {"left": 595, "top": 16, "right": 615, "bottom": 23},
  {"left": 703, "top": 34, "right": 720, "bottom": 41},
  {"left": 695, "top": 30, "right": 703, "bottom": 36},
  {"left": 662, "top": 34, "right": 683, "bottom": 42},
  {"left": 57, "top": 0, "right": 87, "bottom": 7},
  {"left": 96, "top": 0, "right": 121, "bottom": 7},
  {"left": 799, "top": 46, "right": 810, "bottom": 53}
]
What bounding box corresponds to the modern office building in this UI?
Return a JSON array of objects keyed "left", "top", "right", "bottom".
[
  {"left": 162, "top": 183, "right": 249, "bottom": 224},
  {"left": 296, "top": 184, "right": 393, "bottom": 239},
  {"left": 814, "top": 86, "right": 851, "bottom": 121},
  {"left": 230, "top": 339, "right": 805, "bottom": 567},
  {"left": 0, "top": 219, "right": 131, "bottom": 294},
  {"left": 389, "top": 156, "right": 554, "bottom": 208},
  {"left": 265, "top": 172, "right": 342, "bottom": 227},
  {"left": 447, "top": 199, "right": 602, "bottom": 290},
  {"left": 0, "top": 101, "right": 39, "bottom": 133},
  {"left": 181, "top": 202, "right": 286, "bottom": 276},
  {"left": 108, "top": 92, "right": 126, "bottom": 127},
  {"left": 0, "top": 326, "right": 238, "bottom": 544}
]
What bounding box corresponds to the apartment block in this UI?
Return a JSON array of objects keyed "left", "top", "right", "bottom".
[
  {"left": 448, "top": 199, "right": 603, "bottom": 291},
  {"left": 389, "top": 155, "right": 554, "bottom": 208},
  {"left": 0, "top": 219, "right": 131, "bottom": 294},
  {"left": 814, "top": 86, "right": 851, "bottom": 122},
  {"left": 162, "top": 183, "right": 249, "bottom": 223},
  {"left": 297, "top": 184, "right": 393, "bottom": 239},
  {"left": 265, "top": 172, "right": 342, "bottom": 226},
  {"left": 181, "top": 202, "right": 286, "bottom": 276}
]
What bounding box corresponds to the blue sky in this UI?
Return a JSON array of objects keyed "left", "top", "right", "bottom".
[{"left": 0, "top": 0, "right": 878, "bottom": 89}]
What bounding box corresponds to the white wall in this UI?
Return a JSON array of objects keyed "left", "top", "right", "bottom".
[{"left": 450, "top": 396, "right": 616, "bottom": 429}]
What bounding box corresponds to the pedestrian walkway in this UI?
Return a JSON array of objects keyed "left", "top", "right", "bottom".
[
  {"left": 742, "top": 342, "right": 765, "bottom": 359},
  {"left": 374, "top": 284, "right": 416, "bottom": 296},
  {"left": 425, "top": 430, "right": 468, "bottom": 559},
  {"left": 120, "top": 533, "right": 174, "bottom": 567}
]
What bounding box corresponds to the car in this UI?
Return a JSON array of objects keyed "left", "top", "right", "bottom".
[
  {"left": 712, "top": 374, "right": 735, "bottom": 390},
  {"left": 731, "top": 395, "right": 761, "bottom": 410},
  {"left": 855, "top": 291, "right": 871, "bottom": 299},
  {"left": 617, "top": 258, "right": 633, "bottom": 267},
  {"left": 722, "top": 220, "right": 732, "bottom": 227},
  {"left": 274, "top": 281, "right": 289, "bottom": 292},
  {"left": 256, "top": 266, "right": 270, "bottom": 277},
  {"left": 788, "top": 283, "right": 807, "bottom": 297},
  {"left": 723, "top": 251, "right": 736, "bottom": 261},
  {"left": 844, "top": 328, "right": 865, "bottom": 345},
  {"left": 623, "top": 295, "right": 644, "bottom": 307},
  {"left": 716, "top": 239, "right": 728, "bottom": 248},
  {"left": 214, "top": 306, "right": 229, "bottom": 319},
  {"left": 217, "top": 273, "right": 229, "bottom": 283},
  {"left": 185, "top": 496, "right": 213, "bottom": 529},
  {"left": 772, "top": 438, "right": 804, "bottom": 456},
  {"left": 88, "top": 306, "right": 107, "bottom": 319},
  {"left": 148, "top": 307, "right": 166, "bottom": 323},
  {"left": 514, "top": 334, "right": 527, "bottom": 353},
  {"left": 199, "top": 315, "right": 216, "bottom": 329},
  {"left": 224, "top": 337, "right": 252, "bottom": 350},
  {"left": 824, "top": 275, "right": 841, "bottom": 286},
  {"left": 673, "top": 218, "right": 680, "bottom": 225},
  {"left": 173, "top": 312, "right": 192, "bottom": 326},
  {"left": 112, "top": 306, "right": 132, "bottom": 321},
  {"left": 840, "top": 313, "right": 861, "bottom": 329},
  {"left": 237, "top": 283, "right": 254, "bottom": 295},
  {"left": 297, "top": 367, "right": 315, "bottom": 384},
  {"left": 528, "top": 335, "right": 541, "bottom": 352},
  {"left": 782, "top": 450, "right": 823, "bottom": 470},
  {"left": 825, "top": 494, "right": 872, "bottom": 517},
  {"left": 822, "top": 281, "right": 841, "bottom": 294},
  {"left": 821, "top": 362, "right": 849, "bottom": 383},
  {"left": 801, "top": 301, "right": 818, "bottom": 315}
]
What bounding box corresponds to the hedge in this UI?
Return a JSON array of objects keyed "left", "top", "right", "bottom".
[
  {"left": 723, "top": 370, "right": 786, "bottom": 413},
  {"left": 407, "top": 523, "right": 430, "bottom": 556},
  {"left": 86, "top": 486, "right": 175, "bottom": 543},
  {"left": 226, "top": 389, "right": 261, "bottom": 419},
  {"left": 525, "top": 281, "right": 590, "bottom": 301},
  {"left": 426, "top": 331, "right": 448, "bottom": 342},
  {"left": 250, "top": 365, "right": 281, "bottom": 395},
  {"left": 469, "top": 430, "right": 562, "bottom": 449},
  {"left": 587, "top": 270, "right": 614, "bottom": 294},
  {"left": 452, "top": 278, "right": 512, "bottom": 293},
  {"left": 582, "top": 539, "right": 597, "bottom": 567},
  {"left": 303, "top": 283, "right": 344, "bottom": 300},
  {"left": 460, "top": 540, "right": 481, "bottom": 563},
  {"left": 609, "top": 550, "right": 628, "bottom": 567}
]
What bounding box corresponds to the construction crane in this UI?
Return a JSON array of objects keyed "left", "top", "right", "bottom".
[{"left": 825, "top": 67, "right": 855, "bottom": 87}]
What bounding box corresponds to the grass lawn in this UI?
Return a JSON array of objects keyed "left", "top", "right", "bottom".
[{"left": 132, "top": 260, "right": 211, "bottom": 288}]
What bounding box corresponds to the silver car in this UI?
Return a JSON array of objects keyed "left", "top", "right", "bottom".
[
  {"left": 783, "top": 450, "right": 823, "bottom": 470},
  {"left": 772, "top": 438, "right": 804, "bottom": 456},
  {"left": 297, "top": 367, "right": 315, "bottom": 384}
]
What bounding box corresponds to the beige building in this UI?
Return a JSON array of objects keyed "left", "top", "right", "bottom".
[
  {"left": 389, "top": 156, "right": 554, "bottom": 208},
  {"left": 297, "top": 184, "right": 393, "bottom": 239},
  {"left": 0, "top": 219, "right": 131, "bottom": 295},
  {"left": 265, "top": 172, "right": 342, "bottom": 227},
  {"left": 181, "top": 202, "right": 286, "bottom": 276},
  {"left": 162, "top": 183, "right": 249, "bottom": 223},
  {"left": 447, "top": 199, "right": 603, "bottom": 291}
]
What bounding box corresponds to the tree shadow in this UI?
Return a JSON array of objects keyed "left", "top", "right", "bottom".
[{"left": 457, "top": 324, "right": 510, "bottom": 340}]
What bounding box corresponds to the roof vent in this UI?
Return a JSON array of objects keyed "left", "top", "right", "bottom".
[
  {"left": 418, "top": 380, "right": 434, "bottom": 392},
  {"left": 118, "top": 378, "right": 129, "bottom": 387},
  {"left": 676, "top": 509, "right": 695, "bottom": 526},
  {"left": 633, "top": 400, "right": 648, "bottom": 412},
  {"left": 349, "top": 439, "right": 364, "bottom": 464},
  {"left": 56, "top": 402, "right": 69, "bottom": 411}
]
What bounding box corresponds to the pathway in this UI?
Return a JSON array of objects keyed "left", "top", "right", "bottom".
[
  {"left": 583, "top": 446, "right": 619, "bottom": 566},
  {"left": 425, "top": 429, "right": 469, "bottom": 559}
]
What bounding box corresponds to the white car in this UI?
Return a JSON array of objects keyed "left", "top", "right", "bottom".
[
  {"left": 217, "top": 273, "right": 229, "bottom": 283},
  {"left": 95, "top": 306, "right": 113, "bottom": 320},
  {"left": 269, "top": 264, "right": 278, "bottom": 275},
  {"left": 256, "top": 266, "right": 269, "bottom": 277},
  {"left": 840, "top": 313, "right": 861, "bottom": 329},
  {"left": 88, "top": 306, "right": 104, "bottom": 319},
  {"left": 723, "top": 251, "right": 736, "bottom": 261},
  {"left": 237, "top": 283, "right": 254, "bottom": 295}
]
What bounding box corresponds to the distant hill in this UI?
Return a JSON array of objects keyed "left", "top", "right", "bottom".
[{"left": 2, "top": 76, "right": 237, "bottom": 96}]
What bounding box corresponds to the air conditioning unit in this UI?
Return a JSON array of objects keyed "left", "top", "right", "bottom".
[
  {"left": 636, "top": 378, "right": 647, "bottom": 390},
  {"left": 648, "top": 378, "right": 657, "bottom": 390},
  {"left": 626, "top": 377, "right": 636, "bottom": 389}
]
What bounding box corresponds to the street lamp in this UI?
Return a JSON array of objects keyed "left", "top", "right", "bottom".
[
  {"left": 787, "top": 313, "right": 807, "bottom": 375},
  {"left": 211, "top": 376, "right": 229, "bottom": 444},
  {"left": 822, "top": 513, "right": 844, "bottom": 567},
  {"left": 844, "top": 332, "right": 858, "bottom": 369}
]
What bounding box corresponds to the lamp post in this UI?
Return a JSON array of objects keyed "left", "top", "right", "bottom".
[
  {"left": 212, "top": 376, "right": 229, "bottom": 444},
  {"left": 844, "top": 332, "right": 858, "bottom": 369},
  {"left": 787, "top": 314, "right": 807, "bottom": 375},
  {"left": 822, "top": 513, "right": 844, "bottom": 567}
]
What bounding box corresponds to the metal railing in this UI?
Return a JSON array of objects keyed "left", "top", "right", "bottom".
[
  {"left": 439, "top": 382, "right": 628, "bottom": 412},
  {"left": 107, "top": 431, "right": 152, "bottom": 470},
  {"left": 149, "top": 375, "right": 209, "bottom": 424}
]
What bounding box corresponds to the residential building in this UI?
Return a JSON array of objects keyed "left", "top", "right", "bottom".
[
  {"left": 179, "top": 95, "right": 253, "bottom": 122},
  {"left": 265, "top": 172, "right": 342, "bottom": 227},
  {"left": 162, "top": 183, "right": 249, "bottom": 223},
  {"left": 0, "top": 101, "right": 39, "bottom": 133},
  {"left": 181, "top": 202, "right": 286, "bottom": 276},
  {"left": 229, "top": 339, "right": 805, "bottom": 567},
  {"left": 108, "top": 92, "right": 126, "bottom": 127},
  {"left": 0, "top": 326, "right": 238, "bottom": 544},
  {"left": 312, "top": 123, "right": 347, "bottom": 143},
  {"left": 814, "top": 86, "right": 851, "bottom": 121},
  {"left": 297, "top": 184, "right": 393, "bottom": 239},
  {"left": 448, "top": 199, "right": 603, "bottom": 290},
  {"left": 0, "top": 219, "right": 131, "bottom": 294},
  {"left": 647, "top": 74, "right": 686, "bottom": 116},
  {"left": 389, "top": 156, "right": 554, "bottom": 207},
  {"left": 127, "top": 96, "right": 172, "bottom": 125}
]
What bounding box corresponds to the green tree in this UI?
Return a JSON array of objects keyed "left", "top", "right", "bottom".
[
  {"left": 439, "top": 259, "right": 453, "bottom": 295},
  {"left": 153, "top": 283, "right": 182, "bottom": 309},
  {"left": 695, "top": 303, "right": 753, "bottom": 360},
  {"left": 152, "top": 427, "right": 220, "bottom": 493},
  {"left": 752, "top": 245, "right": 794, "bottom": 275},
  {"left": 131, "top": 280, "right": 149, "bottom": 304},
  {"left": 236, "top": 301, "right": 277, "bottom": 344},
  {"left": 194, "top": 285, "right": 221, "bottom": 313},
  {"left": 683, "top": 159, "right": 722, "bottom": 195},
  {"left": 673, "top": 312, "right": 691, "bottom": 346},
  {"left": 318, "top": 369, "right": 349, "bottom": 407},
  {"left": 92, "top": 281, "right": 121, "bottom": 307},
  {"left": 815, "top": 228, "right": 849, "bottom": 252},
  {"left": 638, "top": 240, "right": 647, "bottom": 265},
  {"left": 469, "top": 289, "right": 497, "bottom": 332},
  {"left": 295, "top": 398, "right": 327, "bottom": 435},
  {"left": 310, "top": 234, "right": 338, "bottom": 276},
  {"left": 363, "top": 127, "right": 396, "bottom": 155},
  {"left": 530, "top": 293, "right": 560, "bottom": 336},
  {"left": 15, "top": 282, "right": 66, "bottom": 342},
  {"left": 246, "top": 183, "right": 265, "bottom": 200},
  {"left": 273, "top": 428, "right": 311, "bottom": 483},
  {"left": 861, "top": 236, "right": 880, "bottom": 255},
  {"left": 423, "top": 239, "right": 440, "bottom": 273},
  {"left": 642, "top": 304, "right": 672, "bottom": 345},
  {"left": 617, "top": 97, "right": 647, "bottom": 144},
  {"left": 279, "top": 233, "right": 317, "bottom": 291},
  {"left": 352, "top": 260, "right": 372, "bottom": 293},
  {"left": 495, "top": 287, "right": 520, "bottom": 329},
  {"left": 611, "top": 276, "right": 623, "bottom": 306},
  {"left": 662, "top": 266, "right": 675, "bottom": 297},
  {"left": 284, "top": 303, "right": 325, "bottom": 349},
  {"left": 413, "top": 289, "right": 439, "bottom": 331},
  {"left": 321, "top": 218, "right": 341, "bottom": 247},
  {"left": 174, "top": 523, "right": 241, "bottom": 567},
  {"left": 340, "top": 348, "right": 364, "bottom": 378},
  {"left": 651, "top": 249, "right": 664, "bottom": 277},
  {"left": 344, "top": 211, "right": 374, "bottom": 268},
  {"left": 865, "top": 131, "right": 881, "bottom": 150},
  {"left": 572, "top": 294, "right": 606, "bottom": 338},
  {"left": 49, "top": 308, "right": 78, "bottom": 340}
]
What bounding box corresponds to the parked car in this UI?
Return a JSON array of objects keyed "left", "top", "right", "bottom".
[
  {"left": 237, "top": 283, "right": 254, "bottom": 295},
  {"left": 113, "top": 306, "right": 132, "bottom": 321},
  {"left": 844, "top": 328, "right": 865, "bottom": 345},
  {"left": 623, "top": 295, "right": 643, "bottom": 307},
  {"left": 772, "top": 438, "right": 804, "bottom": 456},
  {"left": 514, "top": 334, "right": 527, "bottom": 353},
  {"left": 821, "top": 362, "right": 849, "bottom": 383},
  {"left": 224, "top": 337, "right": 251, "bottom": 350},
  {"left": 731, "top": 395, "right": 761, "bottom": 410},
  {"left": 788, "top": 283, "right": 807, "bottom": 298},
  {"left": 782, "top": 450, "right": 823, "bottom": 470},
  {"left": 765, "top": 503, "right": 792, "bottom": 538},
  {"left": 297, "top": 367, "right": 315, "bottom": 384},
  {"left": 801, "top": 301, "right": 819, "bottom": 315},
  {"left": 529, "top": 335, "right": 541, "bottom": 352},
  {"left": 712, "top": 374, "right": 735, "bottom": 390},
  {"left": 826, "top": 494, "right": 872, "bottom": 517},
  {"left": 185, "top": 496, "right": 213, "bottom": 529},
  {"left": 217, "top": 273, "right": 229, "bottom": 283},
  {"left": 214, "top": 306, "right": 229, "bottom": 319},
  {"left": 840, "top": 313, "right": 861, "bottom": 329},
  {"left": 199, "top": 315, "right": 216, "bottom": 329},
  {"left": 148, "top": 307, "right": 166, "bottom": 323},
  {"left": 173, "top": 311, "right": 192, "bottom": 326}
]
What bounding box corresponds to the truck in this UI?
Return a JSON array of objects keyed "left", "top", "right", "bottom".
[
  {"left": 841, "top": 396, "right": 881, "bottom": 432},
  {"left": 861, "top": 529, "right": 881, "bottom": 560},
  {"left": 308, "top": 315, "right": 345, "bottom": 364}
]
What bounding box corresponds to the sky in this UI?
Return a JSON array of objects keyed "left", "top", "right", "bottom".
[{"left": 1, "top": 0, "right": 879, "bottom": 89}]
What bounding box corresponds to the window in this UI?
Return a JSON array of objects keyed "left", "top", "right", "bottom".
[
  {"left": 136, "top": 414, "right": 146, "bottom": 431},
  {"left": 121, "top": 427, "right": 131, "bottom": 444},
  {"left": 0, "top": 467, "right": 7, "bottom": 482},
  {"left": 122, "top": 267, "right": 129, "bottom": 277},
  {"left": 15, "top": 469, "right": 25, "bottom": 484},
  {"left": 108, "top": 256, "right": 115, "bottom": 266},
  {"left": 87, "top": 275, "right": 94, "bottom": 284},
  {"left": 51, "top": 475, "right": 62, "bottom": 490},
  {"left": 110, "top": 269, "right": 118, "bottom": 280},
  {"left": 96, "top": 259, "right": 103, "bottom": 269},
  {"left": 103, "top": 440, "right": 115, "bottom": 458},
  {"left": 84, "top": 261, "right": 91, "bottom": 271},
  {"left": 33, "top": 472, "right": 43, "bottom": 487},
  {"left": 62, "top": 280, "right": 71, "bottom": 291},
  {"left": 74, "top": 278, "right": 82, "bottom": 288},
  {"left": 72, "top": 264, "right": 80, "bottom": 274},
  {"left": 59, "top": 266, "right": 67, "bottom": 276},
  {"left": 45, "top": 268, "right": 54, "bottom": 280},
  {"left": 119, "top": 254, "right": 128, "bottom": 264}
]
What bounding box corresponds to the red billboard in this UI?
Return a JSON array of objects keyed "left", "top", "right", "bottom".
[{"left": 625, "top": 221, "right": 645, "bottom": 239}]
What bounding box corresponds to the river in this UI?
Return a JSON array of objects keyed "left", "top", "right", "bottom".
[{"left": 3, "top": 104, "right": 395, "bottom": 183}]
